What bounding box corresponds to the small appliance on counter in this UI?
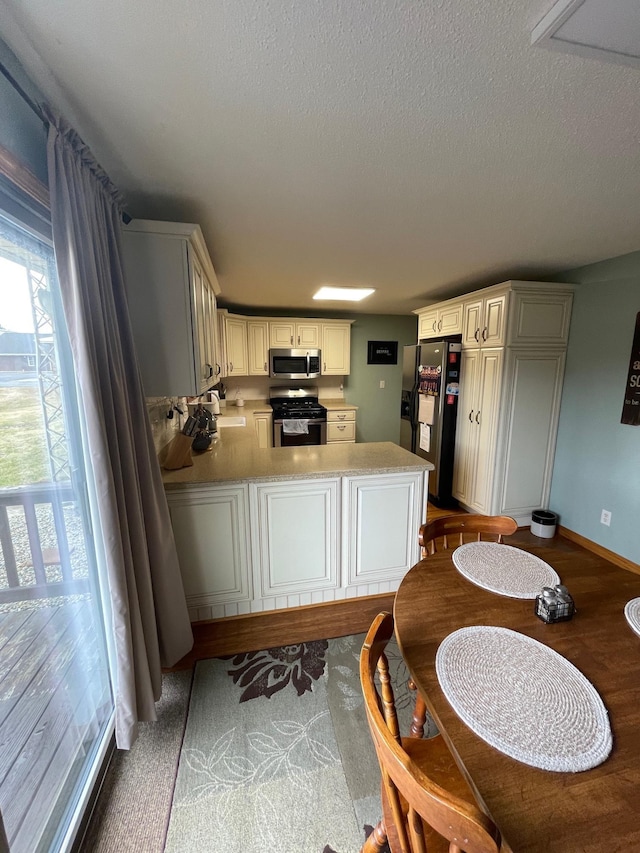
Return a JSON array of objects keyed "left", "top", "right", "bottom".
[{"left": 270, "top": 386, "right": 327, "bottom": 446}]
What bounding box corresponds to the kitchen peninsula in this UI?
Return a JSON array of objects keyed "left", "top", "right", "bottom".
[{"left": 162, "top": 420, "right": 432, "bottom": 622}]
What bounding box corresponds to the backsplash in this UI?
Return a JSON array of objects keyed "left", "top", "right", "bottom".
[{"left": 146, "top": 396, "right": 188, "bottom": 454}]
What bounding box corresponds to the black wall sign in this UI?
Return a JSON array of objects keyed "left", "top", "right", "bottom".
[
  {"left": 621, "top": 312, "right": 640, "bottom": 426},
  {"left": 367, "top": 340, "right": 398, "bottom": 365}
]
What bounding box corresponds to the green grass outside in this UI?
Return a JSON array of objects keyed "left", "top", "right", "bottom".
[{"left": 0, "top": 386, "right": 51, "bottom": 487}]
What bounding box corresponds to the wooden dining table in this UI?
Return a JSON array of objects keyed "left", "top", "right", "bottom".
[{"left": 393, "top": 528, "right": 640, "bottom": 853}]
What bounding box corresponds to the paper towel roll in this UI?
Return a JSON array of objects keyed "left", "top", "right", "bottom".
[{"left": 209, "top": 391, "right": 221, "bottom": 414}]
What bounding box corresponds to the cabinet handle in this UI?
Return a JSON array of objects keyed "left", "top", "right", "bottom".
[
  {"left": 215, "top": 363, "right": 221, "bottom": 376},
  {"left": 474, "top": 328, "right": 480, "bottom": 342},
  {"left": 337, "top": 425, "right": 346, "bottom": 430},
  {"left": 482, "top": 327, "right": 488, "bottom": 341},
  {"left": 230, "top": 362, "right": 233, "bottom": 372},
  {"left": 432, "top": 320, "right": 437, "bottom": 332},
  {"left": 468, "top": 409, "right": 474, "bottom": 422},
  {"left": 264, "top": 362, "right": 267, "bottom": 372},
  {"left": 205, "top": 363, "right": 213, "bottom": 378},
  {"left": 324, "top": 362, "right": 326, "bottom": 372},
  {"left": 475, "top": 411, "right": 481, "bottom": 424},
  {"left": 297, "top": 335, "right": 300, "bottom": 345},
  {"left": 437, "top": 319, "right": 442, "bottom": 331},
  {"left": 337, "top": 413, "right": 346, "bottom": 419},
  {"left": 290, "top": 335, "right": 294, "bottom": 345}
]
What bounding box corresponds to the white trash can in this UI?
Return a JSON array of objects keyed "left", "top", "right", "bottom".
[{"left": 531, "top": 510, "right": 558, "bottom": 538}]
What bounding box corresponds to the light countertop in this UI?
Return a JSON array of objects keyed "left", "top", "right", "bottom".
[{"left": 162, "top": 427, "right": 431, "bottom": 489}]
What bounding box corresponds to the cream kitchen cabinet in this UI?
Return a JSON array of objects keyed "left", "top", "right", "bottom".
[
  {"left": 417, "top": 300, "right": 463, "bottom": 340},
  {"left": 342, "top": 471, "right": 426, "bottom": 588},
  {"left": 247, "top": 320, "right": 269, "bottom": 375},
  {"left": 254, "top": 411, "right": 273, "bottom": 448},
  {"left": 121, "top": 219, "right": 220, "bottom": 396},
  {"left": 166, "top": 484, "right": 252, "bottom": 618},
  {"left": 249, "top": 478, "right": 340, "bottom": 598},
  {"left": 446, "top": 280, "right": 575, "bottom": 524},
  {"left": 452, "top": 348, "right": 504, "bottom": 512},
  {"left": 462, "top": 291, "right": 508, "bottom": 348},
  {"left": 326, "top": 407, "right": 357, "bottom": 443},
  {"left": 219, "top": 313, "right": 248, "bottom": 377},
  {"left": 322, "top": 322, "right": 351, "bottom": 375},
  {"left": 269, "top": 321, "right": 320, "bottom": 349}
]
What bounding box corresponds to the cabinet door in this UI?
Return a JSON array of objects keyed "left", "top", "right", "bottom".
[
  {"left": 191, "top": 254, "right": 213, "bottom": 392},
  {"left": 247, "top": 321, "right": 269, "bottom": 375},
  {"left": 482, "top": 294, "right": 507, "bottom": 347},
  {"left": 438, "top": 302, "right": 463, "bottom": 336},
  {"left": 254, "top": 414, "right": 273, "bottom": 448},
  {"left": 453, "top": 348, "right": 480, "bottom": 505},
  {"left": 270, "top": 322, "right": 295, "bottom": 348},
  {"left": 225, "top": 317, "right": 248, "bottom": 375},
  {"left": 418, "top": 310, "right": 438, "bottom": 340},
  {"left": 296, "top": 323, "right": 320, "bottom": 348},
  {"left": 342, "top": 472, "right": 425, "bottom": 586},
  {"left": 250, "top": 479, "right": 340, "bottom": 596},
  {"left": 469, "top": 348, "right": 503, "bottom": 513},
  {"left": 499, "top": 349, "right": 566, "bottom": 517},
  {"left": 462, "top": 299, "right": 483, "bottom": 347},
  {"left": 167, "top": 486, "right": 252, "bottom": 613},
  {"left": 322, "top": 323, "right": 351, "bottom": 375}
]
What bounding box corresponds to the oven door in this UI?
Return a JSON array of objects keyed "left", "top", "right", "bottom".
[{"left": 273, "top": 418, "right": 327, "bottom": 447}]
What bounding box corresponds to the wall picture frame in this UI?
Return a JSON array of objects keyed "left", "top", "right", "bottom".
[{"left": 367, "top": 340, "right": 398, "bottom": 365}]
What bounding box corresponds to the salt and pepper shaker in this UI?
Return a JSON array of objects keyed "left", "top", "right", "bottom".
[{"left": 535, "top": 584, "right": 575, "bottom": 623}]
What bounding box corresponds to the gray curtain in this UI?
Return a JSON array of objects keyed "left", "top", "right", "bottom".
[{"left": 45, "top": 107, "right": 193, "bottom": 749}]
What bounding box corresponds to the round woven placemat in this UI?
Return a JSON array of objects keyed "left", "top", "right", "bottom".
[
  {"left": 452, "top": 541, "right": 560, "bottom": 599},
  {"left": 436, "top": 626, "right": 612, "bottom": 772},
  {"left": 624, "top": 597, "right": 640, "bottom": 637}
]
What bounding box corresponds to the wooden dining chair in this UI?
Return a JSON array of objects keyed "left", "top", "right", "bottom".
[
  {"left": 360, "top": 613, "right": 501, "bottom": 853},
  {"left": 419, "top": 514, "right": 518, "bottom": 558}
]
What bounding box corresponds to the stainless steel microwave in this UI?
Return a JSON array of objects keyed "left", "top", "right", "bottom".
[{"left": 269, "top": 348, "right": 322, "bottom": 379}]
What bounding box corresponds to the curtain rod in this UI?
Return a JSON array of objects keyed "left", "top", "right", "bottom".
[{"left": 0, "top": 60, "right": 47, "bottom": 125}]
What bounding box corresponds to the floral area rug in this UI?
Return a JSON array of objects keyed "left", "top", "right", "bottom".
[{"left": 164, "top": 633, "right": 438, "bottom": 853}]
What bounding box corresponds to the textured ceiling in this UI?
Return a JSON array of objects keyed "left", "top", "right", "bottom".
[{"left": 2, "top": 0, "right": 640, "bottom": 315}]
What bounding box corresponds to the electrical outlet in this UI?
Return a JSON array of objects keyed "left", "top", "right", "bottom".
[
  {"left": 600, "top": 509, "right": 612, "bottom": 526},
  {"left": 379, "top": 380, "right": 385, "bottom": 389}
]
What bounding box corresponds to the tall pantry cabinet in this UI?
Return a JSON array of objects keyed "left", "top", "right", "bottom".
[{"left": 415, "top": 281, "right": 574, "bottom": 525}]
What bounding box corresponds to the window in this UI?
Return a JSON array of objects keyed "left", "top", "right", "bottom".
[{"left": 0, "top": 210, "right": 113, "bottom": 853}]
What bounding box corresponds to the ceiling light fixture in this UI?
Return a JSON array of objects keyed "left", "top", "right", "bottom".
[{"left": 313, "top": 286, "right": 375, "bottom": 302}]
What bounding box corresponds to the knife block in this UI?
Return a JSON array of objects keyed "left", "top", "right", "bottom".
[{"left": 160, "top": 433, "right": 194, "bottom": 470}]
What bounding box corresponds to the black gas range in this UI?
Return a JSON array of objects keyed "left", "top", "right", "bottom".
[{"left": 269, "top": 386, "right": 327, "bottom": 447}]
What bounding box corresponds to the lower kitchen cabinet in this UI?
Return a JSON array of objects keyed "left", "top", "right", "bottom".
[
  {"left": 254, "top": 412, "right": 273, "bottom": 448},
  {"left": 166, "top": 484, "right": 252, "bottom": 617},
  {"left": 166, "top": 468, "right": 428, "bottom": 621},
  {"left": 326, "top": 407, "right": 357, "bottom": 443},
  {"left": 249, "top": 479, "right": 340, "bottom": 598},
  {"left": 342, "top": 472, "right": 425, "bottom": 588}
]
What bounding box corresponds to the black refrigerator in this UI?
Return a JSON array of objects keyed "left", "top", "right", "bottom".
[{"left": 400, "top": 338, "right": 462, "bottom": 507}]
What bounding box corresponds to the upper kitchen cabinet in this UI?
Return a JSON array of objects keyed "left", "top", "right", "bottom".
[
  {"left": 462, "top": 291, "right": 507, "bottom": 348},
  {"left": 221, "top": 313, "right": 249, "bottom": 376},
  {"left": 416, "top": 300, "right": 463, "bottom": 340},
  {"left": 270, "top": 321, "right": 320, "bottom": 349},
  {"left": 247, "top": 320, "right": 270, "bottom": 376},
  {"left": 322, "top": 322, "right": 352, "bottom": 375},
  {"left": 121, "top": 219, "right": 220, "bottom": 396}
]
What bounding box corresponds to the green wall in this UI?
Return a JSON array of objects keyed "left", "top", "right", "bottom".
[
  {"left": 550, "top": 251, "right": 640, "bottom": 563},
  {"left": 343, "top": 314, "right": 417, "bottom": 443}
]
